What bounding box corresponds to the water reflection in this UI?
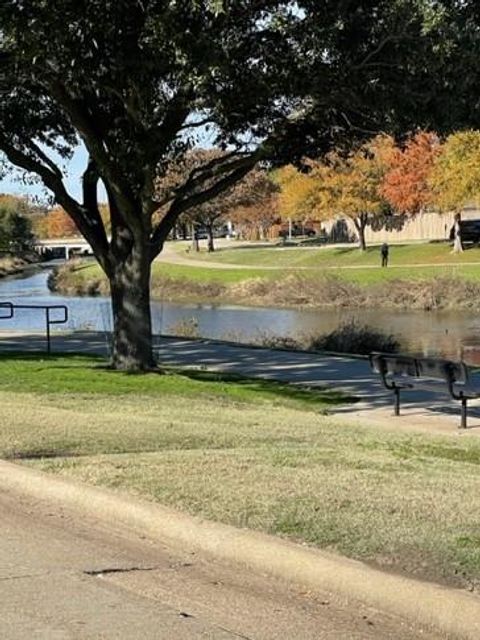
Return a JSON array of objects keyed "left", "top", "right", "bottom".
[{"left": 1, "top": 268, "right": 480, "bottom": 364}]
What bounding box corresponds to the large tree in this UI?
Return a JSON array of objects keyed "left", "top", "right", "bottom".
[{"left": 0, "top": 0, "right": 456, "bottom": 369}]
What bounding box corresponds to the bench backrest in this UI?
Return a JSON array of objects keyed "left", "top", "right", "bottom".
[{"left": 370, "top": 353, "right": 469, "bottom": 384}]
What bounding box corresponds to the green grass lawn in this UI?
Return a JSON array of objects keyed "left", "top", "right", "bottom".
[
  {"left": 159, "top": 244, "right": 480, "bottom": 288},
  {"left": 72, "top": 260, "right": 279, "bottom": 286},
  {"left": 0, "top": 353, "right": 340, "bottom": 408},
  {"left": 69, "top": 243, "right": 480, "bottom": 290},
  {"left": 182, "top": 240, "right": 480, "bottom": 268},
  {"left": 337, "top": 264, "right": 480, "bottom": 284},
  {"left": 3, "top": 354, "right": 480, "bottom": 591}
]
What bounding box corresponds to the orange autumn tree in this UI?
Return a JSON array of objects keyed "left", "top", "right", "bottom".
[
  {"left": 381, "top": 131, "right": 441, "bottom": 214},
  {"left": 42, "top": 207, "right": 80, "bottom": 238},
  {"left": 229, "top": 193, "right": 279, "bottom": 240},
  {"left": 36, "top": 204, "right": 110, "bottom": 239}
]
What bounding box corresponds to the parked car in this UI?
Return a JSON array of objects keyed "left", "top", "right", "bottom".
[
  {"left": 449, "top": 219, "right": 480, "bottom": 244},
  {"left": 279, "top": 225, "right": 316, "bottom": 238}
]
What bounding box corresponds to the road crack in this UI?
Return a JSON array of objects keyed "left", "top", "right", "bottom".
[{"left": 84, "top": 566, "right": 158, "bottom": 577}]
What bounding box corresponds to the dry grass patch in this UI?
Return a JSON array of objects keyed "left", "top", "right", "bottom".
[
  {"left": 0, "top": 390, "right": 333, "bottom": 459},
  {"left": 3, "top": 383, "right": 480, "bottom": 591},
  {"left": 29, "top": 443, "right": 480, "bottom": 591}
]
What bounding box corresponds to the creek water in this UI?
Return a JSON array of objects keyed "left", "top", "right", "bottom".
[{"left": 1, "top": 265, "right": 480, "bottom": 364}]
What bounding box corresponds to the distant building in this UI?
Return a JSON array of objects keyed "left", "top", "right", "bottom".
[{"left": 321, "top": 206, "right": 480, "bottom": 245}]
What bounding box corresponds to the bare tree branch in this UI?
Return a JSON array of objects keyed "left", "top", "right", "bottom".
[{"left": 150, "top": 155, "right": 258, "bottom": 258}]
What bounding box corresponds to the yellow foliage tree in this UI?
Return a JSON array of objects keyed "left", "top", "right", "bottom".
[
  {"left": 276, "top": 136, "right": 394, "bottom": 250},
  {"left": 274, "top": 164, "right": 317, "bottom": 222},
  {"left": 430, "top": 130, "right": 480, "bottom": 212}
]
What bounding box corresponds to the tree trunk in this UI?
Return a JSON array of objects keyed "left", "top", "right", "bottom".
[
  {"left": 109, "top": 248, "right": 155, "bottom": 371},
  {"left": 191, "top": 224, "right": 199, "bottom": 252},
  {"left": 206, "top": 224, "right": 215, "bottom": 252},
  {"left": 354, "top": 215, "right": 367, "bottom": 251}
]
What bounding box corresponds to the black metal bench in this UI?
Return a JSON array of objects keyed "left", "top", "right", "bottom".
[{"left": 369, "top": 352, "right": 480, "bottom": 428}]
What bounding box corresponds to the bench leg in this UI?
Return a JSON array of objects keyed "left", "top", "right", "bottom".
[
  {"left": 394, "top": 388, "right": 400, "bottom": 416},
  {"left": 461, "top": 398, "right": 467, "bottom": 429}
]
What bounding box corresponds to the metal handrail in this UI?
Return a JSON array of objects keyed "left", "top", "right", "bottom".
[
  {"left": 0, "top": 302, "right": 68, "bottom": 354},
  {"left": 0, "top": 302, "right": 14, "bottom": 320}
]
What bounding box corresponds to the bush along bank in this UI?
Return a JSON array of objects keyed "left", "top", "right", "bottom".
[
  {"left": 49, "top": 261, "right": 480, "bottom": 312},
  {"left": 0, "top": 253, "right": 40, "bottom": 278}
]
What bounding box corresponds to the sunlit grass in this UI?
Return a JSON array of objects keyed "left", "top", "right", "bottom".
[
  {"left": 184, "top": 241, "right": 480, "bottom": 268},
  {"left": 2, "top": 354, "right": 480, "bottom": 590}
]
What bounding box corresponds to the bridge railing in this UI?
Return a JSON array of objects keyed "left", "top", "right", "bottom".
[{"left": 0, "top": 302, "right": 68, "bottom": 354}]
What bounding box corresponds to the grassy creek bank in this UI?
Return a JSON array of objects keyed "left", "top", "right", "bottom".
[
  {"left": 51, "top": 258, "right": 480, "bottom": 312},
  {"left": 3, "top": 353, "right": 480, "bottom": 594},
  {"left": 0, "top": 253, "right": 40, "bottom": 278}
]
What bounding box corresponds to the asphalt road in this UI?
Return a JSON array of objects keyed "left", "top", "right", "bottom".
[{"left": 0, "top": 484, "right": 436, "bottom": 640}]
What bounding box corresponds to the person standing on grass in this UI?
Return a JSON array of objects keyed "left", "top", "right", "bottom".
[{"left": 381, "top": 242, "right": 389, "bottom": 267}]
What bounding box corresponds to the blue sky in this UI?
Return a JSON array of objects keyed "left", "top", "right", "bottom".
[{"left": 1, "top": 143, "right": 107, "bottom": 204}]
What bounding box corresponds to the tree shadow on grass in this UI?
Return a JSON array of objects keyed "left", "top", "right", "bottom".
[
  {"left": 177, "top": 368, "right": 358, "bottom": 408},
  {"left": 0, "top": 350, "right": 356, "bottom": 408},
  {"left": 0, "top": 351, "right": 105, "bottom": 363},
  {"left": 6, "top": 449, "right": 80, "bottom": 460}
]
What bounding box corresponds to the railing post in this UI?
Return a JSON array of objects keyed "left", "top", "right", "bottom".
[
  {"left": 46, "top": 307, "right": 51, "bottom": 355},
  {"left": 394, "top": 387, "right": 400, "bottom": 416},
  {"left": 461, "top": 397, "right": 467, "bottom": 429}
]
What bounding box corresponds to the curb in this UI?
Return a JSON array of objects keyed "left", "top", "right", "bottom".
[{"left": 1, "top": 460, "right": 479, "bottom": 639}]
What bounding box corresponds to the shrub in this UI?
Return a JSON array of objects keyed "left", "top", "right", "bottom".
[
  {"left": 308, "top": 319, "right": 401, "bottom": 355},
  {"left": 167, "top": 317, "right": 200, "bottom": 338},
  {"left": 255, "top": 332, "right": 302, "bottom": 351}
]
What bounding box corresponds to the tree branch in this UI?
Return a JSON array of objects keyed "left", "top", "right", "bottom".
[
  {"left": 150, "top": 155, "right": 258, "bottom": 259},
  {"left": 81, "top": 158, "right": 110, "bottom": 253},
  {"left": 23, "top": 139, "right": 64, "bottom": 179},
  {"left": 0, "top": 136, "right": 110, "bottom": 271},
  {"left": 47, "top": 80, "right": 143, "bottom": 235},
  {"left": 179, "top": 116, "right": 215, "bottom": 131},
  {"left": 147, "top": 88, "right": 192, "bottom": 162},
  {"left": 352, "top": 34, "right": 405, "bottom": 71}
]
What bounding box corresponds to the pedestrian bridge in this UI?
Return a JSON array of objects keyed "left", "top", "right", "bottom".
[{"left": 34, "top": 238, "right": 94, "bottom": 260}]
